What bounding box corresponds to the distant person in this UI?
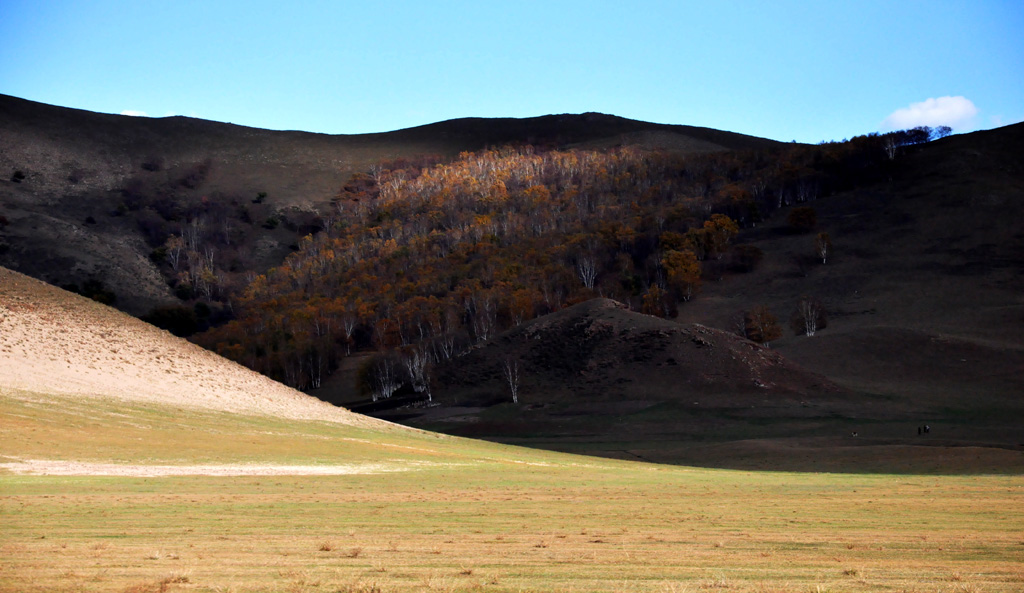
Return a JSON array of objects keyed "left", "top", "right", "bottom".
[
  {"left": 918, "top": 426, "right": 922, "bottom": 436},
  {"left": 924, "top": 424, "right": 930, "bottom": 434}
]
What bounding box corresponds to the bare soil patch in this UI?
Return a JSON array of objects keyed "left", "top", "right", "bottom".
[
  {"left": 0, "top": 266, "right": 385, "bottom": 428},
  {"left": 0, "top": 458, "right": 433, "bottom": 476}
]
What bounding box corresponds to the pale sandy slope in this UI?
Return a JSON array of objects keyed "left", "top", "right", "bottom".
[{"left": 0, "top": 266, "right": 382, "bottom": 427}]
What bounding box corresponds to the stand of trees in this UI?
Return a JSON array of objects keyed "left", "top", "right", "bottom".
[{"left": 191, "top": 129, "right": 918, "bottom": 391}]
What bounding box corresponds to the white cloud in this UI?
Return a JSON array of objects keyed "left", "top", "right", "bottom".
[
  {"left": 881, "top": 96, "right": 978, "bottom": 131},
  {"left": 120, "top": 110, "right": 149, "bottom": 117}
]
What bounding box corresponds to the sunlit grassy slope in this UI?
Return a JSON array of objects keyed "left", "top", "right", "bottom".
[{"left": 2, "top": 268, "right": 1023, "bottom": 592}]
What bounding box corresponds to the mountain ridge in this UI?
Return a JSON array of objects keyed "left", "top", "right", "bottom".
[{"left": 0, "top": 93, "right": 777, "bottom": 314}]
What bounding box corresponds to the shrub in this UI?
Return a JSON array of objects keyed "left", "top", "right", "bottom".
[
  {"left": 149, "top": 247, "right": 167, "bottom": 264},
  {"left": 174, "top": 283, "right": 195, "bottom": 300},
  {"left": 193, "top": 301, "right": 211, "bottom": 319},
  {"left": 744, "top": 305, "right": 782, "bottom": 346},
  {"left": 177, "top": 160, "right": 210, "bottom": 189}
]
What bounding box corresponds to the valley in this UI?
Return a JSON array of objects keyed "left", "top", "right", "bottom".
[{"left": 2, "top": 98, "right": 1023, "bottom": 592}]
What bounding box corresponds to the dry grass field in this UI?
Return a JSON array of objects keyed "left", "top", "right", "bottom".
[
  {"left": 3, "top": 266, "right": 1024, "bottom": 592},
  {"left": 3, "top": 395, "right": 1023, "bottom": 593}
]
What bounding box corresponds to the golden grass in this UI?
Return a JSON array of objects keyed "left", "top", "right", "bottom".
[{"left": 3, "top": 390, "right": 1023, "bottom": 593}]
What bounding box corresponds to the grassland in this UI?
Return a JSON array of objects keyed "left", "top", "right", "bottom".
[{"left": 3, "top": 390, "right": 1022, "bottom": 593}]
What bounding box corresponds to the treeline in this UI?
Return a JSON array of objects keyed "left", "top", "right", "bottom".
[{"left": 193, "top": 128, "right": 913, "bottom": 392}]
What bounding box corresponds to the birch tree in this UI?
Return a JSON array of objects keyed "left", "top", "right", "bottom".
[
  {"left": 792, "top": 297, "right": 827, "bottom": 337},
  {"left": 815, "top": 232, "right": 832, "bottom": 264},
  {"left": 576, "top": 255, "right": 598, "bottom": 289},
  {"left": 402, "top": 346, "right": 432, "bottom": 402},
  {"left": 372, "top": 358, "right": 401, "bottom": 402},
  {"left": 503, "top": 358, "right": 520, "bottom": 404}
]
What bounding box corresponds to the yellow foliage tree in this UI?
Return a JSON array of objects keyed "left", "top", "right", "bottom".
[{"left": 662, "top": 249, "right": 702, "bottom": 301}]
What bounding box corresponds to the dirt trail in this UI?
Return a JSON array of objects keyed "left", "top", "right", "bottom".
[{"left": 0, "top": 458, "right": 437, "bottom": 477}]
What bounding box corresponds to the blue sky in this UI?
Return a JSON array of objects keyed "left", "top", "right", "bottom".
[{"left": 2, "top": 1, "right": 1021, "bottom": 142}]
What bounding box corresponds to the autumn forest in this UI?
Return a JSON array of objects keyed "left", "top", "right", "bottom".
[{"left": 124, "top": 127, "right": 931, "bottom": 398}]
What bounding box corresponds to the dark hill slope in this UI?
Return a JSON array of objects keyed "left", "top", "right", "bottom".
[
  {"left": 383, "top": 296, "right": 1023, "bottom": 471},
  {"left": 0, "top": 94, "right": 776, "bottom": 314},
  {"left": 381, "top": 299, "right": 866, "bottom": 465},
  {"left": 0, "top": 95, "right": 775, "bottom": 203},
  {"left": 672, "top": 123, "right": 1024, "bottom": 399},
  {"left": 434, "top": 298, "right": 840, "bottom": 405},
  {"left": 655, "top": 124, "right": 1024, "bottom": 466},
  {"left": 371, "top": 125, "right": 1024, "bottom": 470}
]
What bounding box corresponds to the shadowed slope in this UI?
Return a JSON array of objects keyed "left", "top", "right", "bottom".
[
  {"left": 377, "top": 298, "right": 1023, "bottom": 471},
  {"left": 436, "top": 298, "right": 840, "bottom": 405}
]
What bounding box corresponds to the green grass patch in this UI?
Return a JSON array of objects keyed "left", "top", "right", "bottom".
[{"left": 3, "top": 389, "right": 1024, "bottom": 592}]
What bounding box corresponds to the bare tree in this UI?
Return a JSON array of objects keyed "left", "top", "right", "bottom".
[
  {"left": 342, "top": 315, "right": 358, "bottom": 354},
  {"left": 470, "top": 295, "right": 496, "bottom": 343},
  {"left": 815, "top": 232, "right": 832, "bottom": 264},
  {"left": 402, "top": 346, "right": 432, "bottom": 402},
  {"left": 883, "top": 136, "right": 898, "bottom": 160},
  {"left": 792, "top": 297, "right": 827, "bottom": 337},
  {"left": 372, "top": 358, "right": 401, "bottom": 402},
  {"left": 503, "top": 358, "right": 520, "bottom": 404},
  {"left": 182, "top": 217, "right": 204, "bottom": 252},
  {"left": 165, "top": 235, "right": 184, "bottom": 271},
  {"left": 576, "top": 255, "right": 598, "bottom": 289}
]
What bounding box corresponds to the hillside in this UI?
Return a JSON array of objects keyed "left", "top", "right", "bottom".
[
  {"left": 0, "top": 266, "right": 374, "bottom": 425},
  {"left": 3, "top": 94, "right": 1022, "bottom": 472},
  {"left": 435, "top": 298, "right": 840, "bottom": 403},
  {"left": 344, "top": 125, "right": 1023, "bottom": 469},
  {"left": 2, "top": 260, "right": 1022, "bottom": 593},
  {"left": 675, "top": 124, "right": 1024, "bottom": 423},
  {"left": 2, "top": 100, "right": 1024, "bottom": 592},
  {"left": 0, "top": 94, "right": 774, "bottom": 315},
  {"left": 375, "top": 296, "right": 1022, "bottom": 471}
]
